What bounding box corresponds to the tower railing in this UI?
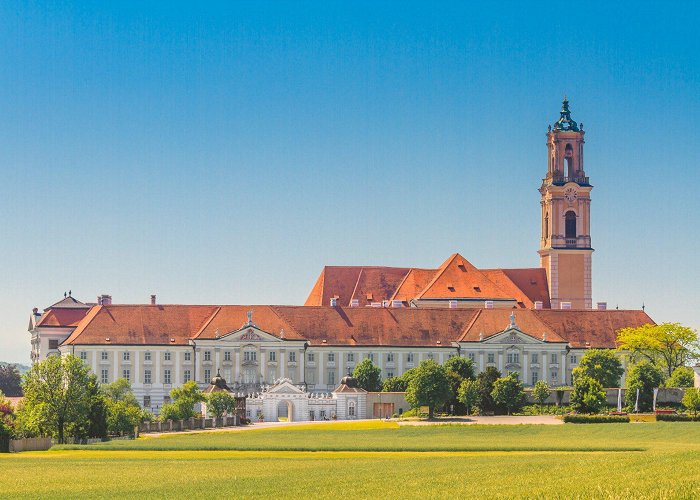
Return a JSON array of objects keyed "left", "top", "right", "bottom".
[{"left": 552, "top": 175, "right": 589, "bottom": 185}]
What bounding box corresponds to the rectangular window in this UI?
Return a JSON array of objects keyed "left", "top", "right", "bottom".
[
  {"left": 204, "top": 369, "right": 211, "bottom": 383},
  {"left": 224, "top": 351, "right": 231, "bottom": 361},
  {"left": 184, "top": 352, "right": 191, "bottom": 361},
  {"left": 144, "top": 369, "right": 152, "bottom": 384},
  {"left": 320, "top": 410, "right": 326, "bottom": 419},
  {"left": 184, "top": 370, "right": 191, "bottom": 383},
  {"left": 328, "top": 353, "right": 335, "bottom": 362},
  {"left": 531, "top": 371, "right": 539, "bottom": 385},
  {"left": 427, "top": 353, "right": 434, "bottom": 360},
  {"left": 551, "top": 370, "right": 558, "bottom": 382},
  {"left": 507, "top": 352, "right": 520, "bottom": 364},
  {"left": 101, "top": 351, "right": 108, "bottom": 361},
  {"left": 101, "top": 369, "right": 108, "bottom": 384},
  {"left": 164, "top": 369, "right": 171, "bottom": 385},
  {"left": 123, "top": 369, "right": 130, "bottom": 382},
  {"left": 288, "top": 351, "right": 296, "bottom": 362},
  {"left": 48, "top": 339, "right": 59, "bottom": 350},
  {"left": 347, "top": 353, "right": 354, "bottom": 362},
  {"left": 467, "top": 352, "right": 475, "bottom": 361},
  {"left": 307, "top": 353, "right": 315, "bottom": 362},
  {"left": 531, "top": 353, "right": 538, "bottom": 364},
  {"left": 123, "top": 351, "right": 130, "bottom": 361},
  {"left": 387, "top": 353, "right": 394, "bottom": 363},
  {"left": 163, "top": 396, "right": 171, "bottom": 405},
  {"left": 368, "top": 353, "right": 375, "bottom": 362},
  {"left": 204, "top": 351, "right": 211, "bottom": 361},
  {"left": 551, "top": 354, "right": 558, "bottom": 365},
  {"left": 143, "top": 396, "right": 151, "bottom": 408},
  {"left": 570, "top": 355, "right": 578, "bottom": 364},
  {"left": 328, "top": 371, "right": 336, "bottom": 385},
  {"left": 348, "top": 403, "right": 356, "bottom": 416},
  {"left": 145, "top": 351, "right": 151, "bottom": 361},
  {"left": 269, "top": 351, "right": 276, "bottom": 362},
  {"left": 387, "top": 371, "right": 394, "bottom": 378},
  {"left": 406, "top": 353, "right": 414, "bottom": 363},
  {"left": 244, "top": 350, "right": 257, "bottom": 362},
  {"left": 487, "top": 353, "right": 495, "bottom": 364},
  {"left": 164, "top": 352, "right": 171, "bottom": 361},
  {"left": 80, "top": 351, "right": 87, "bottom": 361}
]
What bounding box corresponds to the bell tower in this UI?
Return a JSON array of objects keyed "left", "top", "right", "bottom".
[{"left": 538, "top": 98, "right": 593, "bottom": 309}]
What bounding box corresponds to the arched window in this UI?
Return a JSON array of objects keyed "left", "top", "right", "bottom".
[
  {"left": 544, "top": 213, "right": 549, "bottom": 240},
  {"left": 564, "top": 144, "right": 574, "bottom": 178},
  {"left": 348, "top": 400, "right": 356, "bottom": 417},
  {"left": 565, "top": 211, "right": 577, "bottom": 242}
]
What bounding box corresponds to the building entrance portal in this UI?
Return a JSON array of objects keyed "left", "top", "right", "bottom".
[{"left": 277, "top": 400, "right": 293, "bottom": 422}]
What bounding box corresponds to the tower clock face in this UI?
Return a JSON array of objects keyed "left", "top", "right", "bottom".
[{"left": 564, "top": 187, "right": 578, "bottom": 204}]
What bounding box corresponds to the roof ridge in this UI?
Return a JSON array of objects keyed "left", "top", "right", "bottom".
[
  {"left": 458, "top": 309, "right": 482, "bottom": 342},
  {"left": 61, "top": 305, "right": 103, "bottom": 345},
  {"left": 268, "top": 306, "right": 302, "bottom": 338},
  {"left": 348, "top": 267, "right": 365, "bottom": 306},
  {"left": 192, "top": 306, "right": 221, "bottom": 339}
]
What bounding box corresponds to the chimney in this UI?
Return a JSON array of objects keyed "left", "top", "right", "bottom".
[
  {"left": 330, "top": 297, "right": 337, "bottom": 307},
  {"left": 560, "top": 301, "right": 572, "bottom": 310},
  {"left": 448, "top": 300, "right": 458, "bottom": 309},
  {"left": 100, "top": 294, "right": 112, "bottom": 305},
  {"left": 350, "top": 299, "right": 360, "bottom": 308},
  {"left": 534, "top": 301, "right": 543, "bottom": 310},
  {"left": 484, "top": 300, "right": 494, "bottom": 309},
  {"left": 596, "top": 302, "right": 607, "bottom": 311},
  {"left": 151, "top": 295, "right": 157, "bottom": 305}
]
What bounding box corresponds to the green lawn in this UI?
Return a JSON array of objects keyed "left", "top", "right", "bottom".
[{"left": 3, "top": 422, "right": 700, "bottom": 499}]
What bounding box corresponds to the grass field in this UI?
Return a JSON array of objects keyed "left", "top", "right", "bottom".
[{"left": 3, "top": 421, "right": 700, "bottom": 499}]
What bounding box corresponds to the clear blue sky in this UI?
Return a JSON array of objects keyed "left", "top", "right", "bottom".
[{"left": 1, "top": 1, "right": 699, "bottom": 363}]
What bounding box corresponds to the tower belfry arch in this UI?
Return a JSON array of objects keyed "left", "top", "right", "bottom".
[{"left": 538, "top": 98, "right": 593, "bottom": 309}]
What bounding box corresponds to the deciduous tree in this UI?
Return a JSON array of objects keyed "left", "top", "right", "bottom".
[
  {"left": 625, "top": 361, "right": 664, "bottom": 412},
  {"left": 476, "top": 367, "right": 501, "bottom": 414},
  {"left": 617, "top": 323, "right": 700, "bottom": 378},
  {"left": 573, "top": 349, "right": 624, "bottom": 388},
  {"left": 682, "top": 388, "right": 700, "bottom": 417},
  {"left": 457, "top": 379, "right": 479, "bottom": 415},
  {"left": 206, "top": 392, "right": 237, "bottom": 418},
  {"left": 532, "top": 380, "right": 551, "bottom": 413},
  {"left": 570, "top": 376, "right": 606, "bottom": 414},
  {"left": 18, "top": 355, "right": 93, "bottom": 443},
  {"left": 0, "top": 364, "right": 22, "bottom": 397},
  {"left": 352, "top": 358, "right": 382, "bottom": 392},
  {"left": 103, "top": 379, "right": 144, "bottom": 436},
  {"left": 405, "top": 360, "right": 452, "bottom": 419},
  {"left": 665, "top": 366, "right": 695, "bottom": 388},
  {"left": 161, "top": 381, "right": 205, "bottom": 420},
  {"left": 491, "top": 373, "right": 526, "bottom": 415}
]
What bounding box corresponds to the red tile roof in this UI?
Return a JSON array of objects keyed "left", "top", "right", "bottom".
[
  {"left": 304, "top": 254, "right": 551, "bottom": 308},
  {"left": 37, "top": 308, "right": 90, "bottom": 328},
  {"left": 62, "top": 305, "right": 219, "bottom": 346},
  {"left": 415, "top": 254, "right": 511, "bottom": 300},
  {"left": 61, "top": 304, "right": 650, "bottom": 349},
  {"left": 533, "top": 309, "right": 655, "bottom": 348}
]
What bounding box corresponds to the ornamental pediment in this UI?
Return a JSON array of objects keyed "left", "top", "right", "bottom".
[
  {"left": 218, "top": 326, "right": 282, "bottom": 343},
  {"left": 480, "top": 328, "right": 544, "bottom": 345},
  {"left": 266, "top": 379, "right": 305, "bottom": 394}
]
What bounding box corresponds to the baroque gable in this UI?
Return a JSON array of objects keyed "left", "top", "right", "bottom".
[
  {"left": 481, "top": 327, "right": 547, "bottom": 345},
  {"left": 218, "top": 326, "right": 282, "bottom": 344}
]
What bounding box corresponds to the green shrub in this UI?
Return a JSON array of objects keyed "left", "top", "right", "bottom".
[
  {"left": 656, "top": 413, "right": 700, "bottom": 422},
  {"left": 570, "top": 376, "right": 606, "bottom": 414},
  {"left": 563, "top": 414, "right": 630, "bottom": 423}
]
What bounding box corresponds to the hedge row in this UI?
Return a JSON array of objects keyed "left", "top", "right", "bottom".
[
  {"left": 563, "top": 414, "right": 630, "bottom": 424},
  {"left": 656, "top": 414, "right": 700, "bottom": 422}
]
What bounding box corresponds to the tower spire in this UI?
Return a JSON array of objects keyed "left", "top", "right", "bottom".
[{"left": 553, "top": 97, "right": 579, "bottom": 132}]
